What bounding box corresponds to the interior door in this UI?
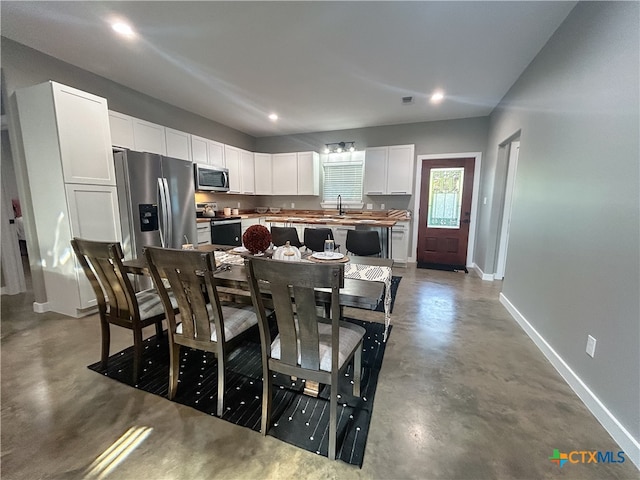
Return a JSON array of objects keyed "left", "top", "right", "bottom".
[{"left": 417, "top": 158, "right": 475, "bottom": 269}]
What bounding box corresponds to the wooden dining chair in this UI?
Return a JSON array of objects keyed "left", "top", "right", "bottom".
[
  {"left": 144, "top": 246, "right": 257, "bottom": 415},
  {"left": 245, "top": 256, "right": 365, "bottom": 460},
  {"left": 303, "top": 227, "right": 340, "bottom": 253},
  {"left": 71, "top": 238, "right": 174, "bottom": 383},
  {"left": 270, "top": 226, "right": 304, "bottom": 248}
]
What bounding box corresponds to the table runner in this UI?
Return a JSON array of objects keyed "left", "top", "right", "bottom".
[
  {"left": 215, "top": 251, "right": 392, "bottom": 341},
  {"left": 344, "top": 264, "right": 392, "bottom": 341}
]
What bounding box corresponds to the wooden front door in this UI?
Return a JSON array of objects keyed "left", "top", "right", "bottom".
[{"left": 417, "top": 158, "right": 475, "bottom": 269}]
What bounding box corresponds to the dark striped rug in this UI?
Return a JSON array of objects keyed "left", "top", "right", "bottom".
[{"left": 88, "top": 317, "right": 390, "bottom": 466}]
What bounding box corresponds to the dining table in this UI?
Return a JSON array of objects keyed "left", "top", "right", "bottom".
[{"left": 122, "top": 244, "right": 394, "bottom": 397}]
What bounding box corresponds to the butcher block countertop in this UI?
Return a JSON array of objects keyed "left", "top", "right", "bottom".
[{"left": 239, "top": 208, "right": 409, "bottom": 222}]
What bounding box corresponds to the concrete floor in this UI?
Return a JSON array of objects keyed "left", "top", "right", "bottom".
[{"left": 1, "top": 263, "right": 637, "bottom": 479}]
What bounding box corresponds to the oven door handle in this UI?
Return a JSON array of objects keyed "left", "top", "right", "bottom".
[{"left": 210, "top": 219, "right": 241, "bottom": 226}]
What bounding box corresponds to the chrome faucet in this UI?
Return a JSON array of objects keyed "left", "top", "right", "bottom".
[{"left": 337, "top": 194, "right": 345, "bottom": 216}]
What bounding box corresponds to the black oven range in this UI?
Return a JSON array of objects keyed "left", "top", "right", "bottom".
[{"left": 196, "top": 203, "right": 242, "bottom": 246}]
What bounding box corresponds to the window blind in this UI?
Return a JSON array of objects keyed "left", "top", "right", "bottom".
[{"left": 322, "top": 156, "right": 364, "bottom": 203}]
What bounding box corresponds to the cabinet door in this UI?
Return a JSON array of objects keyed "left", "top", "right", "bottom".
[
  {"left": 272, "top": 152, "right": 298, "bottom": 195},
  {"left": 191, "top": 135, "right": 208, "bottom": 164},
  {"left": 65, "top": 184, "right": 122, "bottom": 308},
  {"left": 363, "top": 147, "right": 387, "bottom": 194},
  {"left": 165, "top": 128, "right": 191, "bottom": 161},
  {"left": 108, "top": 111, "right": 135, "bottom": 149},
  {"left": 224, "top": 145, "right": 241, "bottom": 193},
  {"left": 208, "top": 140, "right": 225, "bottom": 167},
  {"left": 391, "top": 221, "right": 410, "bottom": 264},
  {"left": 240, "top": 149, "right": 255, "bottom": 195},
  {"left": 254, "top": 153, "right": 273, "bottom": 195},
  {"left": 386, "top": 145, "right": 415, "bottom": 195},
  {"left": 197, "top": 224, "right": 211, "bottom": 245},
  {"left": 52, "top": 83, "right": 116, "bottom": 186},
  {"left": 297, "top": 151, "right": 319, "bottom": 195},
  {"left": 133, "top": 119, "right": 166, "bottom": 155}
]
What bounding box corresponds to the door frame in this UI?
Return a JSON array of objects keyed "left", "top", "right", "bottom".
[
  {"left": 410, "top": 152, "right": 482, "bottom": 265},
  {"left": 494, "top": 140, "right": 520, "bottom": 280}
]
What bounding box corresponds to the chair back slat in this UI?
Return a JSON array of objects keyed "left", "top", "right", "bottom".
[
  {"left": 246, "top": 257, "right": 343, "bottom": 372},
  {"left": 145, "top": 247, "right": 219, "bottom": 344},
  {"left": 292, "top": 286, "right": 321, "bottom": 369},
  {"left": 71, "top": 238, "right": 137, "bottom": 321}
]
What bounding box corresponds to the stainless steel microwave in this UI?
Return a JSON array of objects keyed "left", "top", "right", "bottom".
[{"left": 194, "top": 163, "right": 229, "bottom": 192}]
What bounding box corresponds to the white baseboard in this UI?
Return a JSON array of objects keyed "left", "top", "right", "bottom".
[
  {"left": 32, "top": 301, "right": 49, "bottom": 313},
  {"left": 499, "top": 293, "right": 640, "bottom": 469},
  {"left": 470, "top": 263, "right": 494, "bottom": 281}
]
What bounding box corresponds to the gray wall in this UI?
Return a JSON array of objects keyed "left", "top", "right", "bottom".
[
  {"left": 1, "top": 38, "right": 255, "bottom": 150},
  {"left": 482, "top": 1, "right": 639, "bottom": 442}
]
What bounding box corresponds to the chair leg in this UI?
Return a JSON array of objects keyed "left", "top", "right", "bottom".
[
  {"left": 353, "top": 342, "right": 362, "bottom": 397},
  {"left": 261, "top": 372, "right": 273, "bottom": 436},
  {"left": 329, "top": 371, "right": 338, "bottom": 460},
  {"left": 100, "top": 318, "right": 110, "bottom": 370},
  {"left": 155, "top": 319, "right": 163, "bottom": 339},
  {"left": 168, "top": 343, "right": 180, "bottom": 400},
  {"left": 217, "top": 352, "right": 226, "bottom": 417},
  {"left": 132, "top": 328, "right": 144, "bottom": 383}
]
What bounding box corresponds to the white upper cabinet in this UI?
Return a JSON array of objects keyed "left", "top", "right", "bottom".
[
  {"left": 51, "top": 83, "right": 116, "bottom": 186},
  {"left": 191, "top": 135, "right": 209, "bottom": 164},
  {"left": 272, "top": 152, "right": 298, "bottom": 195},
  {"left": 240, "top": 149, "right": 255, "bottom": 195},
  {"left": 297, "top": 151, "right": 320, "bottom": 195},
  {"left": 165, "top": 128, "right": 191, "bottom": 161},
  {"left": 364, "top": 144, "right": 415, "bottom": 195},
  {"left": 224, "top": 145, "right": 241, "bottom": 193},
  {"left": 386, "top": 145, "right": 415, "bottom": 194},
  {"left": 254, "top": 153, "right": 273, "bottom": 195},
  {"left": 108, "top": 111, "right": 135, "bottom": 149},
  {"left": 363, "top": 147, "right": 387, "bottom": 194},
  {"left": 208, "top": 139, "right": 225, "bottom": 167},
  {"left": 133, "top": 118, "right": 166, "bottom": 155}
]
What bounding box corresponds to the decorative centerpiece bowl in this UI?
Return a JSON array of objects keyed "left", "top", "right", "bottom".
[
  {"left": 242, "top": 224, "right": 272, "bottom": 254},
  {"left": 255, "top": 207, "right": 268, "bottom": 214},
  {"left": 269, "top": 207, "right": 281, "bottom": 214}
]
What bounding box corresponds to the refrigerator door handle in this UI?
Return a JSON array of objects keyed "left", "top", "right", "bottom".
[
  {"left": 158, "top": 178, "right": 168, "bottom": 247},
  {"left": 163, "top": 178, "right": 173, "bottom": 247}
]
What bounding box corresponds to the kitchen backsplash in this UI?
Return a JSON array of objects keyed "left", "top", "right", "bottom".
[{"left": 195, "top": 192, "right": 413, "bottom": 212}]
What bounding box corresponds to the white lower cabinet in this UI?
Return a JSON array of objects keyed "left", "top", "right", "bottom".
[
  {"left": 65, "top": 184, "right": 122, "bottom": 308},
  {"left": 197, "top": 222, "right": 212, "bottom": 245},
  {"left": 391, "top": 221, "right": 410, "bottom": 265}
]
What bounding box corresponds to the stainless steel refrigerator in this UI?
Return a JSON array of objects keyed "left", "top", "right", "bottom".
[{"left": 114, "top": 149, "right": 197, "bottom": 260}]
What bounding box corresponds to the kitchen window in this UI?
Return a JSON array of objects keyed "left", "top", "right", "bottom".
[{"left": 321, "top": 151, "right": 365, "bottom": 208}]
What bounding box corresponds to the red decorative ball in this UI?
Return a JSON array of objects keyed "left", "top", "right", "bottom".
[{"left": 242, "top": 224, "right": 272, "bottom": 254}]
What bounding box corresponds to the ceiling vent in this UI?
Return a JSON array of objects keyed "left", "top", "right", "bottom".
[{"left": 402, "top": 96, "right": 414, "bottom": 105}]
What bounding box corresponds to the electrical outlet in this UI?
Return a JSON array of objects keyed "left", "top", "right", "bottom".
[
  {"left": 291, "top": 202, "right": 295, "bottom": 208},
  {"left": 237, "top": 201, "right": 241, "bottom": 208},
  {"left": 366, "top": 203, "right": 373, "bottom": 210},
  {"left": 586, "top": 335, "right": 597, "bottom": 358},
  {"left": 381, "top": 203, "right": 385, "bottom": 210}
]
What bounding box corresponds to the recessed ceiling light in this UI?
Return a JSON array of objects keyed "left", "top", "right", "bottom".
[
  {"left": 112, "top": 22, "right": 135, "bottom": 38},
  {"left": 430, "top": 91, "right": 445, "bottom": 103},
  {"left": 268, "top": 113, "right": 278, "bottom": 121}
]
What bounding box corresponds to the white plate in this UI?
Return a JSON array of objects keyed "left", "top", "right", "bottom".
[
  {"left": 232, "top": 246, "right": 249, "bottom": 253},
  {"left": 311, "top": 252, "right": 344, "bottom": 260}
]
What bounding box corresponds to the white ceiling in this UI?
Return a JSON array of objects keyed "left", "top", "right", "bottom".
[{"left": 1, "top": 1, "right": 576, "bottom": 138}]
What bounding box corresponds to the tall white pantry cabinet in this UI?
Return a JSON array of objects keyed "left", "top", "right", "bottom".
[{"left": 16, "top": 81, "right": 121, "bottom": 317}]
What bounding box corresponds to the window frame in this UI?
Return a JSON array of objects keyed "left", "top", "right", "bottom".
[{"left": 320, "top": 151, "right": 365, "bottom": 209}]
